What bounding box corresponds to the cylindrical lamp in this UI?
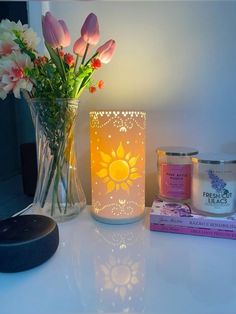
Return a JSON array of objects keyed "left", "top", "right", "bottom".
[{"left": 90, "top": 111, "right": 146, "bottom": 224}]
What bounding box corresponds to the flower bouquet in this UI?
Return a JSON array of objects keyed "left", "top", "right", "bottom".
[{"left": 0, "top": 12, "right": 116, "bottom": 221}]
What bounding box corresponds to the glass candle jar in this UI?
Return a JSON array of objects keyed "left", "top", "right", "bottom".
[
  {"left": 191, "top": 154, "right": 236, "bottom": 216},
  {"left": 157, "top": 146, "right": 198, "bottom": 202}
]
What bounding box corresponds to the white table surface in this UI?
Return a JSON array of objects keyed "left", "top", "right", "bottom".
[{"left": 1, "top": 206, "right": 236, "bottom": 314}]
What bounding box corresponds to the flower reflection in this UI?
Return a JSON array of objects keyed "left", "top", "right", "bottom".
[{"left": 100, "top": 255, "right": 139, "bottom": 300}]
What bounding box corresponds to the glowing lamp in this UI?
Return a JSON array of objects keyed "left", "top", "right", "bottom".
[{"left": 90, "top": 111, "right": 146, "bottom": 224}]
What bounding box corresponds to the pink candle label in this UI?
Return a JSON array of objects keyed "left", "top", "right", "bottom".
[{"left": 160, "top": 164, "right": 191, "bottom": 200}]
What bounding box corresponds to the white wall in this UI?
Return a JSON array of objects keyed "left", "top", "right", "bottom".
[{"left": 28, "top": 1, "right": 236, "bottom": 206}]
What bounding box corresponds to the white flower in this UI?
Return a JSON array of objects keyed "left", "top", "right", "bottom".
[
  {"left": 21, "top": 28, "right": 40, "bottom": 50},
  {"left": 0, "top": 32, "right": 19, "bottom": 56},
  {"left": 0, "top": 52, "right": 33, "bottom": 99},
  {"left": 0, "top": 19, "right": 26, "bottom": 34},
  {"left": 0, "top": 19, "right": 39, "bottom": 52}
]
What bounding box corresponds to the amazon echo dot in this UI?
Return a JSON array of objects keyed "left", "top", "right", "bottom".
[{"left": 0, "top": 215, "right": 59, "bottom": 273}]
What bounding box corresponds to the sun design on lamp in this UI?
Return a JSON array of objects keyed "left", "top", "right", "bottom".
[{"left": 96, "top": 142, "right": 141, "bottom": 193}]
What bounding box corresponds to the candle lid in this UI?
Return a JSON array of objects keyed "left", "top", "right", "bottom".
[
  {"left": 157, "top": 146, "right": 198, "bottom": 156},
  {"left": 192, "top": 153, "right": 236, "bottom": 164}
]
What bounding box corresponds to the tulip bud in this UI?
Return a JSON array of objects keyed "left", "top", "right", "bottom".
[
  {"left": 73, "top": 37, "right": 90, "bottom": 57},
  {"left": 96, "top": 39, "right": 116, "bottom": 64},
  {"left": 81, "top": 13, "right": 100, "bottom": 45},
  {"left": 58, "top": 20, "right": 71, "bottom": 47},
  {"left": 42, "top": 12, "right": 70, "bottom": 49}
]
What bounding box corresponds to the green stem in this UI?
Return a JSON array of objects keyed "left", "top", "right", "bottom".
[
  {"left": 57, "top": 191, "right": 63, "bottom": 214},
  {"left": 71, "top": 69, "right": 94, "bottom": 99},
  {"left": 51, "top": 165, "right": 60, "bottom": 216},
  {"left": 40, "top": 106, "right": 76, "bottom": 216},
  {"left": 40, "top": 136, "right": 65, "bottom": 209},
  {"left": 63, "top": 166, "right": 69, "bottom": 214},
  {"left": 76, "top": 71, "right": 95, "bottom": 98},
  {"left": 72, "top": 79, "right": 83, "bottom": 98},
  {"left": 56, "top": 48, "right": 66, "bottom": 81},
  {"left": 69, "top": 166, "right": 76, "bottom": 206},
  {"left": 72, "top": 50, "right": 98, "bottom": 98},
  {"left": 40, "top": 155, "right": 58, "bottom": 208},
  {"left": 56, "top": 166, "right": 63, "bottom": 214},
  {"left": 84, "top": 51, "right": 99, "bottom": 67},
  {"left": 81, "top": 43, "right": 89, "bottom": 65},
  {"left": 74, "top": 55, "right": 79, "bottom": 73},
  {"left": 57, "top": 162, "right": 69, "bottom": 211}
]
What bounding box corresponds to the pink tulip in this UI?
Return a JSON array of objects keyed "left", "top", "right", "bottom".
[
  {"left": 58, "top": 20, "right": 71, "bottom": 47},
  {"left": 81, "top": 13, "right": 100, "bottom": 45},
  {"left": 42, "top": 12, "right": 70, "bottom": 49},
  {"left": 96, "top": 40, "right": 116, "bottom": 64},
  {"left": 73, "top": 37, "right": 90, "bottom": 57}
]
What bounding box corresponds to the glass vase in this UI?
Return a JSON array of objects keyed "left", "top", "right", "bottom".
[{"left": 26, "top": 97, "right": 86, "bottom": 222}]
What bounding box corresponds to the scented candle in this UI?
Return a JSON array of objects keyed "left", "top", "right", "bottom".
[
  {"left": 191, "top": 154, "right": 236, "bottom": 216},
  {"left": 157, "top": 146, "right": 198, "bottom": 202}
]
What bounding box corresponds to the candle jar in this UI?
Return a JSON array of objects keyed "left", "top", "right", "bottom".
[
  {"left": 191, "top": 154, "right": 236, "bottom": 216},
  {"left": 157, "top": 146, "right": 198, "bottom": 202}
]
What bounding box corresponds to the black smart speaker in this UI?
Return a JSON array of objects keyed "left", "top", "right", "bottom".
[{"left": 0, "top": 215, "right": 59, "bottom": 272}]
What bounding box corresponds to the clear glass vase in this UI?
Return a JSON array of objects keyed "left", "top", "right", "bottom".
[{"left": 26, "top": 97, "right": 86, "bottom": 222}]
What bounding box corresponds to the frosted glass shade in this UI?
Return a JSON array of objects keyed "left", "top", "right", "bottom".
[{"left": 90, "top": 111, "right": 146, "bottom": 224}]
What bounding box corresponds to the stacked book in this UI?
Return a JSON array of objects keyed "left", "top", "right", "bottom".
[{"left": 150, "top": 198, "right": 236, "bottom": 239}]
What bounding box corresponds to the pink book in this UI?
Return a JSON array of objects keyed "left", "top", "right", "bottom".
[
  {"left": 150, "top": 223, "right": 236, "bottom": 240},
  {"left": 150, "top": 198, "right": 236, "bottom": 232}
]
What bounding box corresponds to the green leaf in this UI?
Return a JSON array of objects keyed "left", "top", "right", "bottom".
[{"left": 45, "top": 42, "right": 65, "bottom": 80}]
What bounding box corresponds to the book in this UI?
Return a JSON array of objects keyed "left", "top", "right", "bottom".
[
  {"left": 150, "top": 223, "right": 236, "bottom": 240},
  {"left": 150, "top": 198, "right": 236, "bottom": 232}
]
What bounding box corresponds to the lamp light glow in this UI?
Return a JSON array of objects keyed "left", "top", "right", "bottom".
[{"left": 90, "top": 110, "right": 146, "bottom": 224}]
